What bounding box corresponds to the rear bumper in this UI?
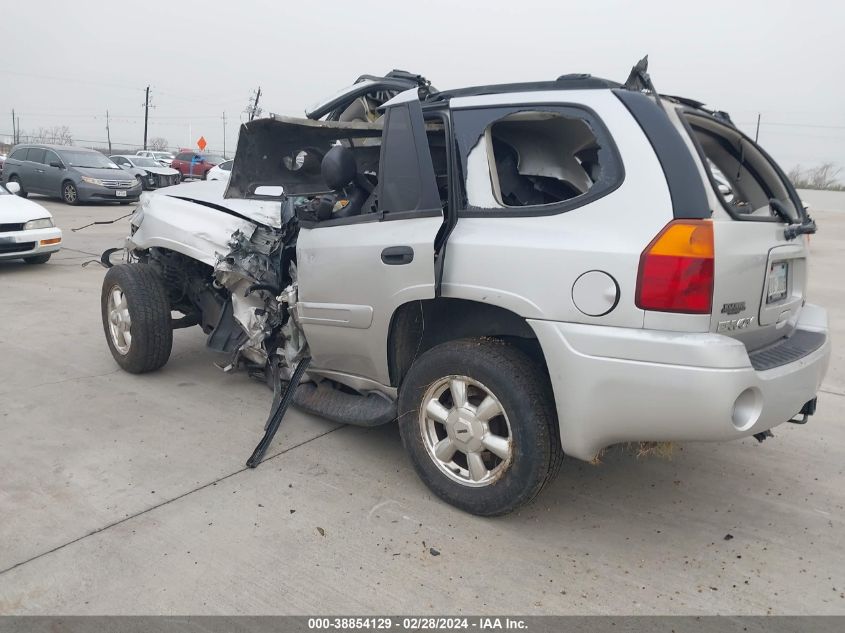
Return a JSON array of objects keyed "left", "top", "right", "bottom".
[
  {"left": 0, "top": 227, "right": 63, "bottom": 260},
  {"left": 529, "top": 303, "right": 831, "bottom": 461}
]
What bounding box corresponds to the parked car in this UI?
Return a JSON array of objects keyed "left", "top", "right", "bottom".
[
  {"left": 0, "top": 153, "right": 6, "bottom": 177},
  {"left": 206, "top": 159, "right": 233, "bottom": 181},
  {"left": 0, "top": 180, "right": 62, "bottom": 263},
  {"left": 110, "top": 155, "right": 181, "bottom": 189},
  {"left": 2, "top": 144, "right": 142, "bottom": 205},
  {"left": 99, "top": 65, "right": 828, "bottom": 516},
  {"left": 136, "top": 150, "right": 175, "bottom": 167},
  {"left": 169, "top": 152, "right": 225, "bottom": 180}
]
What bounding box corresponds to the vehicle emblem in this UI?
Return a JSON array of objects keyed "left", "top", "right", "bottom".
[
  {"left": 717, "top": 317, "right": 755, "bottom": 332},
  {"left": 721, "top": 301, "right": 746, "bottom": 315}
]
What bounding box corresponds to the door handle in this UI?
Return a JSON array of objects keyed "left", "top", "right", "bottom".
[
  {"left": 381, "top": 246, "right": 414, "bottom": 265},
  {"left": 36, "top": 169, "right": 45, "bottom": 173}
]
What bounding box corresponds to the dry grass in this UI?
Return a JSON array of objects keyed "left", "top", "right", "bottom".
[{"left": 589, "top": 441, "right": 676, "bottom": 465}]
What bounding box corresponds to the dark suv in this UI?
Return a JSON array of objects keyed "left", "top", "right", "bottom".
[
  {"left": 2, "top": 144, "right": 142, "bottom": 205},
  {"left": 169, "top": 152, "right": 225, "bottom": 180}
]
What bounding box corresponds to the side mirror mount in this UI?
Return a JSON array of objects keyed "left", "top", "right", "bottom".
[
  {"left": 6, "top": 181, "right": 21, "bottom": 195},
  {"left": 50, "top": 161, "right": 64, "bottom": 169}
]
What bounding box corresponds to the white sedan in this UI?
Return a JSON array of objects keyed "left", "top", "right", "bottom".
[
  {"left": 206, "top": 159, "right": 233, "bottom": 181},
  {"left": 0, "top": 181, "right": 62, "bottom": 264}
]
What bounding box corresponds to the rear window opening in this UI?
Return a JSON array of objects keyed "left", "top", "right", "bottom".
[
  {"left": 683, "top": 113, "right": 801, "bottom": 223},
  {"left": 455, "top": 106, "right": 621, "bottom": 215},
  {"left": 487, "top": 112, "right": 600, "bottom": 207}
]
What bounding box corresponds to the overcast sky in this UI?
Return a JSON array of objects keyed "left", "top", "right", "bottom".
[{"left": 2, "top": 0, "right": 843, "bottom": 170}]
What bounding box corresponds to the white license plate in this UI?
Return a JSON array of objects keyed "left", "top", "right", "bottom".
[
  {"left": 767, "top": 261, "right": 788, "bottom": 303},
  {"left": 115, "top": 190, "right": 127, "bottom": 197}
]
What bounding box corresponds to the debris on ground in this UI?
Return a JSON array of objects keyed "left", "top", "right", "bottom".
[
  {"left": 429, "top": 548, "right": 440, "bottom": 557},
  {"left": 316, "top": 527, "right": 326, "bottom": 537}
]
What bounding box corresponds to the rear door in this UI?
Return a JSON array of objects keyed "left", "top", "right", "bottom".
[{"left": 678, "top": 111, "right": 809, "bottom": 351}]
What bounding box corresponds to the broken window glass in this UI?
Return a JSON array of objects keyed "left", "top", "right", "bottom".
[
  {"left": 489, "top": 112, "right": 599, "bottom": 206},
  {"left": 453, "top": 105, "right": 622, "bottom": 214}
]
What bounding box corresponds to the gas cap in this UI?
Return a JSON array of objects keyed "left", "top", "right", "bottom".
[{"left": 572, "top": 270, "right": 619, "bottom": 317}]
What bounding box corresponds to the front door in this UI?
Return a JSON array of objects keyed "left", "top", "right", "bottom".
[
  {"left": 296, "top": 95, "right": 446, "bottom": 385},
  {"left": 40, "top": 150, "right": 64, "bottom": 196}
]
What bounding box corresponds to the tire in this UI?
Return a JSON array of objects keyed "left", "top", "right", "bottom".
[
  {"left": 101, "top": 263, "right": 173, "bottom": 373},
  {"left": 24, "top": 253, "right": 51, "bottom": 264},
  {"left": 9, "top": 175, "right": 27, "bottom": 198},
  {"left": 62, "top": 180, "right": 79, "bottom": 205},
  {"left": 398, "top": 338, "right": 563, "bottom": 516}
]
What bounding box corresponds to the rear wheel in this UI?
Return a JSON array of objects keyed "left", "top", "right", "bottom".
[
  {"left": 101, "top": 263, "right": 173, "bottom": 373},
  {"left": 9, "top": 175, "right": 27, "bottom": 198},
  {"left": 62, "top": 181, "right": 79, "bottom": 205},
  {"left": 398, "top": 338, "right": 562, "bottom": 516},
  {"left": 24, "top": 253, "right": 51, "bottom": 264}
]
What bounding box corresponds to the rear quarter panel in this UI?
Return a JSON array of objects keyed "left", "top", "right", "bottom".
[{"left": 442, "top": 90, "right": 674, "bottom": 327}]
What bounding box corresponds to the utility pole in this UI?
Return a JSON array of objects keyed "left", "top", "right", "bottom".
[
  {"left": 106, "top": 110, "right": 112, "bottom": 154},
  {"left": 251, "top": 87, "right": 261, "bottom": 121},
  {"left": 755, "top": 113, "right": 761, "bottom": 143},
  {"left": 222, "top": 111, "right": 227, "bottom": 157},
  {"left": 143, "top": 85, "right": 150, "bottom": 150},
  {"left": 245, "top": 87, "right": 262, "bottom": 122},
  {"left": 11, "top": 109, "right": 15, "bottom": 144}
]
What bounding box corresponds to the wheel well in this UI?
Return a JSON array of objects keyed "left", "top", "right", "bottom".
[{"left": 387, "top": 298, "right": 546, "bottom": 387}]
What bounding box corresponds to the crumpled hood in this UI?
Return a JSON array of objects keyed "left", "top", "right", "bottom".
[
  {"left": 140, "top": 166, "right": 179, "bottom": 176},
  {"left": 0, "top": 194, "right": 54, "bottom": 223},
  {"left": 158, "top": 180, "right": 281, "bottom": 228}
]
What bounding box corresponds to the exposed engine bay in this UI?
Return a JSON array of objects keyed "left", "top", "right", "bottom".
[{"left": 119, "top": 72, "right": 434, "bottom": 449}]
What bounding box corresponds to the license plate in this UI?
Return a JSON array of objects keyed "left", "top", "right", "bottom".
[
  {"left": 116, "top": 190, "right": 127, "bottom": 197},
  {"left": 767, "top": 261, "right": 788, "bottom": 303}
]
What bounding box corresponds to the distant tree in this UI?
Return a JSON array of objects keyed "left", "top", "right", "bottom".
[
  {"left": 789, "top": 162, "right": 844, "bottom": 191},
  {"left": 148, "top": 137, "right": 169, "bottom": 151},
  {"left": 31, "top": 125, "right": 73, "bottom": 145}
]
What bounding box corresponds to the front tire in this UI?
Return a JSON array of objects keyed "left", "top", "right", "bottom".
[
  {"left": 101, "top": 263, "right": 173, "bottom": 373},
  {"left": 398, "top": 338, "right": 562, "bottom": 516},
  {"left": 62, "top": 181, "right": 79, "bottom": 205}
]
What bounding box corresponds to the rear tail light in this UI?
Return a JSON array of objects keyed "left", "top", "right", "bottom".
[{"left": 635, "top": 220, "right": 714, "bottom": 314}]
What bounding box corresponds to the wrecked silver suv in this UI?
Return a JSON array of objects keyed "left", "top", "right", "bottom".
[{"left": 101, "top": 63, "right": 829, "bottom": 516}]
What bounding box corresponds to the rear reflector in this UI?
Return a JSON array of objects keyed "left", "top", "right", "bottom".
[
  {"left": 40, "top": 238, "right": 61, "bottom": 245},
  {"left": 636, "top": 220, "right": 714, "bottom": 314}
]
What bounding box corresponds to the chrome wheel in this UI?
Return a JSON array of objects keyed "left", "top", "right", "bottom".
[
  {"left": 63, "top": 182, "right": 77, "bottom": 204},
  {"left": 106, "top": 285, "right": 132, "bottom": 355},
  {"left": 419, "top": 375, "right": 513, "bottom": 487}
]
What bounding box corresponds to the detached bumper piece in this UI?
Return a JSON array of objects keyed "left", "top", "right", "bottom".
[{"left": 246, "top": 356, "right": 311, "bottom": 468}]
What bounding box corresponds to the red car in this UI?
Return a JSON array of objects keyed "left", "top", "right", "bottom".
[{"left": 170, "top": 152, "right": 226, "bottom": 180}]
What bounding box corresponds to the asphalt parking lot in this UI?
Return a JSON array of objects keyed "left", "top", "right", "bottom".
[{"left": 0, "top": 195, "right": 843, "bottom": 615}]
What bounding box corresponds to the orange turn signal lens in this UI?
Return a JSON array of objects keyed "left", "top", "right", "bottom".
[
  {"left": 645, "top": 220, "right": 713, "bottom": 258},
  {"left": 40, "top": 238, "right": 61, "bottom": 245}
]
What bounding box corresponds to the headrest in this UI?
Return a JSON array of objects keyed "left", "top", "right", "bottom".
[{"left": 321, "top": 145, "right": 357, "bottom": 190}]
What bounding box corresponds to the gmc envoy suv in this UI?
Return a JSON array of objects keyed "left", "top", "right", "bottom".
[{"left": 98, "top": 64, "right": 829, "bottom": 515}]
